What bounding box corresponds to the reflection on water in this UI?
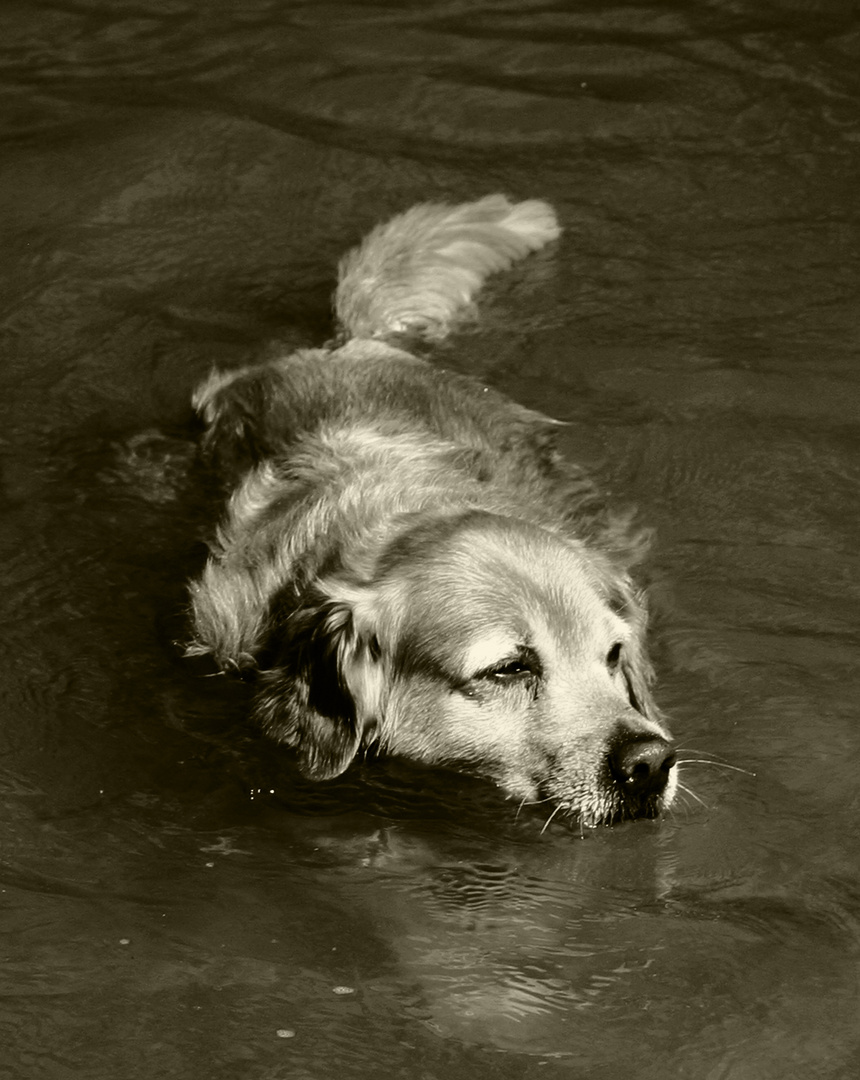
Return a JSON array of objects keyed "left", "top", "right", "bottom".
[{"left": 1, "top": 1, "right": 859, "bottom": 1077}]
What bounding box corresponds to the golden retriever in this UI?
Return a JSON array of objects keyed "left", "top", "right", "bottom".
[{"left": 187, "top": 195, "right": 677, "bottom": 827}]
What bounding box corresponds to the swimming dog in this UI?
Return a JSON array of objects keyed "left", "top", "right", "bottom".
[{"left": 187, "top": 195, "right": 677, "bottom": 827}]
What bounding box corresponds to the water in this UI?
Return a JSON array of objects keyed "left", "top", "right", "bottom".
[{"left": 1, "top": 1, "right": 859, "bottom": 1076}]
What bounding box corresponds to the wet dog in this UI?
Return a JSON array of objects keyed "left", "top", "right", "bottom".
[{"left": 187, "top": 195, "right": 677, "bottom": 827}]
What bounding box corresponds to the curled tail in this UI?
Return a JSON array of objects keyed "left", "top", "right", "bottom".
[{"left": 334, "top": 194, "right": 560, "bottom": 343}]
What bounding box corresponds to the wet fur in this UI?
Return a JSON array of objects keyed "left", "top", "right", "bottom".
[{"left": 187, "top": 195, "right": 677, "bottom": 827}]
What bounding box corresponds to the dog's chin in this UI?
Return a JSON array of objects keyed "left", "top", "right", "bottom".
[
  {"left": 374, "top": 729, "right": 679, "bottom": 831},
  {"left": 485, "top": 745, "right": 679, "bottom": 830},
  {"left": 560, "top": 778, "right": 677, "bottom": 830},
  {"left": 395, "top": 761, "right": 678, "bottom": 831},
  {"left": 494, "top": 783, "right": 673, "bottom": 832}
]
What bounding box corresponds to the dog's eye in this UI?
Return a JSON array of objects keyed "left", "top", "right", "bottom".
[
  {"left": 478, "top": 651, "right": 540, "bottom": 683},
  {"left": 606, "top": 642, "right": 623, "bottom": 673},
  {"left": 487, "top": 660, "right": 531, "bottom": 680}
]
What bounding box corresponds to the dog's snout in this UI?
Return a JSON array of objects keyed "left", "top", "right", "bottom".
[{"left": 610, "top": 732, "right": 676, "bottom": 795}]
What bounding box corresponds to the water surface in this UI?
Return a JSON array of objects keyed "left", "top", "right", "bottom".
[{"left": 1, "top": 1, "right": 859, "bottom": 1077}]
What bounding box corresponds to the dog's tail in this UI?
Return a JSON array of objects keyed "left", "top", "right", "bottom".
[{"left": 334, "top": 194, "right": 560, "bottom": 343}]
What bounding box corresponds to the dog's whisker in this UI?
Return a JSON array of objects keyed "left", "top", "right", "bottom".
[
  {"left": 677, "top": 758, "right": 756, "bottom": 777},
  {"left": 674, "top": 746, "right": 743, "bottom": 767},
  {"left": 673, "top": 746, "right": 731, "bottom": 763},
  {"left": 674, "top": 745, "right": 723, "bottom": 755},
  {"left": 540, "top": 802, "right": 565, "bottom": 836},
  {"left": 675, "top": 782, "right": 710, "bottom": 810},
  {"left": 510, "top": 791, "right": 556, "bottom": 820},
  {"left": 667, "top": 795, "right": 694, "bottom": 822}
]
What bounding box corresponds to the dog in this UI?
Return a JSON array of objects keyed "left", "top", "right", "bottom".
[{"left": 186, "top": 194, "right": 677, "bottom": 828}]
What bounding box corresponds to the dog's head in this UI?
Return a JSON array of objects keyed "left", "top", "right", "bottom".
[{"left": 253, "top": 511, "right": 676, "bottom": 828}]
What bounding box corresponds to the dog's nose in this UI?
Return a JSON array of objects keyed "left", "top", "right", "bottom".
[{"left": 610, "top": 733, "right": 676, "bottom": 795}]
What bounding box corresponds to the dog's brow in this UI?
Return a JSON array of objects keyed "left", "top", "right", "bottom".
[{"left": 462, "top": 632, "right": 520, "bottom": 675}]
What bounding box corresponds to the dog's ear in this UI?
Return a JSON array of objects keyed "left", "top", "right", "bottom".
[
  {"left": 609, "top": 577, "right": 661, "bottom": 722},
  {"left": 253, "top": 588, "right": 385, "bottom": 780}
]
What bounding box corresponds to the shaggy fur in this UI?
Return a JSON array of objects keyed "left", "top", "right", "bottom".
[{"left": 188, "top": 194, "right": 677, "bottom": 827}]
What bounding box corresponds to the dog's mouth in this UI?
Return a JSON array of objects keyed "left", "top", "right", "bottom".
[{"left": 544, "top": 786, "right": 674, "bottom": 831}]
